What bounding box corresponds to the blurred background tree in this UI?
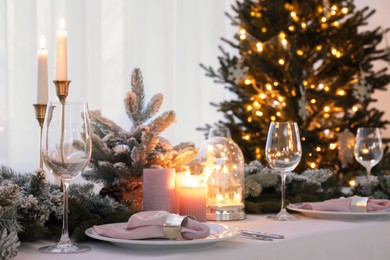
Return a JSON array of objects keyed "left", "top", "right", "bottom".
[{"left": 202, "top": 0, "right": 390, "bottom": 175}]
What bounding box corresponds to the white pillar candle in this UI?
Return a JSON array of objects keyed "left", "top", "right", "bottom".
[
  {"left": 37, "top": 36, "right": 48, "bottom": 104},
  {"left": 55, "top": 18, "right": 67, "bottom": 80}
]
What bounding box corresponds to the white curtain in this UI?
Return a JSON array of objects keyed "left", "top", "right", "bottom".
[
  {"left": 1, "top": 0, "right": 389, "bottom": 173},
  {"left": 0, "top": 0, "right": 236, "bottom": 172}
]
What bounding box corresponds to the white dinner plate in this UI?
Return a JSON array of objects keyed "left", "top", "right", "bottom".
[
  {"left": 85, "top": 222, "right": 240, "bottom": 250},
  {"left": 287, "top": 203, "right": 390, "bottom": 220}
]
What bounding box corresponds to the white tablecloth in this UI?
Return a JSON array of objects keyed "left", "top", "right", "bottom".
[{"left": 15, "top": 214, "right": 390, "bottom": 260}]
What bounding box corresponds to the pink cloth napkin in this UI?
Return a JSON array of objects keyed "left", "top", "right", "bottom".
[
  {"left": 299, "top": 197, "right": 390, "bottom": 212},
  {"left": 93, "top": 211, "right": 210, "bottom": 240}
]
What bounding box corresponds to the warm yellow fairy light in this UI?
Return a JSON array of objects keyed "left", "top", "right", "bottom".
[
  {"left": 247, "top": 116, "right": 253, "bottom": 123},
  {"left": 278, "top": 96, "right": 284, "bottom": 102},
  {"left": 288, "top": 25, "right": 295, "bottom": 32},
  {"left": 331, "top": 47, "right": 342, "bottom": 58},
  {"left": 245, "top": 79, "right": 252, "bottom": 85},
  {"left": 331, "top": 5, "right": 338, "bottom": 11},
  {"left": 324, "top": 113, "right": 330, "bottom": 118},
  {"left": 259, "top": 93, "right": 266, "bottom": 99},
  {"left": 302, "top": 137, "right": 306, "bottom": 141},
  {"left": 303, "top": 81, "right": 308, "bottom": 86},
  {"left": 321, "top": 17, "right": 327, "bottom": 23},
  {"left": 324, "top": 86, "right": 330, "bottom": 92},
  {"left": 278, "top": 59, "right": 285, "bottom": 65},
  {"left": 276, "top": 112, "right": 281, "bottom": 117},
  {"left": 352, "top": 106, "right": 358, "bottom": 112},
  {"left": 274, "top": 81, "right": 279, "bottom": 86},
  {"left": 256, "top": 42, "right": 264, "bottom": 52},
  {"left": 310, "top": 162, "right": 316, "bottom": 169},
  {"left": 281, "top": 38, "right": 288, "bottom": 46},
  {"left": 329, "top": 143, "right": 337, "bottom": 149},
  {"left": 265, "top": 83, "right": 272, "bottom": 90},
  {"left": 243, "top": 134, "right": 250, "bottom": 140},
  {"left": 261, "top": 27, "right": 267, "bottom": 33},
  {"left": 301, "top": 22, "right": 307, "bottom": 29},
  {"left": 296, "top": 49, "right": 303, "bottom": 56},
  {"left": 239, "top": 28, "right": 247, "bottom": 40},
  {"left": 333, "top": 21, "right": 340, "bottom": 27},
  {"left": 310, "top": 99, "right": 316, "bottom": 104},
  {"left": 316, "top": 45, "right": 323, "bottom": 51},
  {"left": 247, "top": 105, "right": 253, "bottom": 111},
  {"left": 279, "top": 32, "right": 286, "bottom": 39},
  {"left": 316, "top": 147, "right": 321, "bottom": 152},
  {"left": 324, "top": 106, "right": 330, "bottom": 112},
  {"left": 256, "top": 111, "right": 263, "bottom": 117},
  {"left": 337, "top": 89, "right": 346, "bottom": 96},
  {"left": 341, "top": 7, "right": 348, "bottom": 14},
  {"left": 290, "top": 11, "right": 298, "bottom": 21},
  {"left": 253, "top": 101, "right": 259, "bottom": 107},
  {"left": 349, "top": 179, "right": 356, "bottom": 187},
  {"left": 270, "top": 116, "right": 276, "bottom": 121},
  {"left": 318, "top": 83, "right": 324, "bottom": 89},
  {"left": 282, "top": 102, "right": 286, "bottom": 107}
]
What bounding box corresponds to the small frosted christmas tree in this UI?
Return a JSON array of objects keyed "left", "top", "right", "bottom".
[
  {"left": 202, "top": 0, "right": 390, "bottom": 174},
  {"left": 83, "top": 68, "right": 197, "bottom": 210}
]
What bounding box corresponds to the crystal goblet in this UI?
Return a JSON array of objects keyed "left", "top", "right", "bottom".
[
  {"left": 39, "top": 101, "right": 92, "bottom": 254},
  {"left": 265, "top": 121, "right": 302, "bottom": 221}
]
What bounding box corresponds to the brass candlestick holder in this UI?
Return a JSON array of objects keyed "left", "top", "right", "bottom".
[
  {"left": 33, "top": 104, "right": 47, "bottom": 170},
  {"left": 53, "top": 80, "right": 71, "bottom": 103},
  {"left": 53, "top": 80, "right": 71, "bottom": 165}
]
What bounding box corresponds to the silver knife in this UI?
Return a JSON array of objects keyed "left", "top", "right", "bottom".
[{"left": 241, "top": 229, "right": 285, "bottom": 239}]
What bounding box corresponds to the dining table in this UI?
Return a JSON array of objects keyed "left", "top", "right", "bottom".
[{"left": 14, "top": 212, "right": 390, "bottom": 260}]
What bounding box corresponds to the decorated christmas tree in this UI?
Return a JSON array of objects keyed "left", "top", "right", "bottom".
[{"left": 202, "top": 0, "right": 390, "bottom": 175}]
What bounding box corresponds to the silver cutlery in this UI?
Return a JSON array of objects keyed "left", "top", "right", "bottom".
[{"left": 241, "top": 229, "right": 285, "bottom": 241}]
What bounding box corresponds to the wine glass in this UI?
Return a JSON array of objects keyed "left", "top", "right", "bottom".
[
  {"left": 265, "top": 121, "right": 302, "bottom": 221},
  {"left": 39, "top": 101, "right": 92, "bottom": 254},
  {"left": 354, "top": 127, "right": 383, "bottom": 176}
]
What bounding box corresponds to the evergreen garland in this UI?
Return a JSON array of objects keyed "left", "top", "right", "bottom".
[
  {"left": 243, "top": 160, "right": 390, "bottom": 214},
  {"left": 0, "top": 166, "right": 133, "bottom": 259}
]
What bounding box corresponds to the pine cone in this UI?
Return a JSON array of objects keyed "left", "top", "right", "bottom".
[
  {"left": 99, "top": 184, "right": 123, "bottom": 201},
  {"left": 116, "top": 178, "right": 143, "bottom": 211}
]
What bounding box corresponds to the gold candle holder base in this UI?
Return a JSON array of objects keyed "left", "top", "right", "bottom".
[
  {"left": 33, "top": 104, "right": 47, "bottom": 128},
  {"left": 53, "top": 80, "right": 71, "bottom": 102},
  {"left": 33, "top": 104, "right": 47, "bottom": 170}
]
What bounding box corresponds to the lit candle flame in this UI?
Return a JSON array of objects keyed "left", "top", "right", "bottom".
[
  {"left": 39, "top": 36, "right": 46, "bottom": 49},
  {"left": 59, "top": 18, "right": 66, "bottom": 30}
]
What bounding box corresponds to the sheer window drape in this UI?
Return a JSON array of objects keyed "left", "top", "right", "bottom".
[
  {"left": 1, "top": 0, "right": 389, "bottom": 173},
  {"left": 0, "top": 0, "right": 235, "bottom": 172}
]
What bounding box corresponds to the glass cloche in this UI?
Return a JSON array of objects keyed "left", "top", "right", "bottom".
[{"left": 196, "top": 126, "right": 246, "bottom": 220}]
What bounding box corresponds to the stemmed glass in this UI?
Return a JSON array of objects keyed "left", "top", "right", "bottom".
[
  {"left": 39, "top": 101, "right": 92, "bottom": 254},
  {"left": 265, "top": 121, "right": 302, "bottom": 221},
  {"left": 354, "top": 127, "right": 383, "bottom": 176}
]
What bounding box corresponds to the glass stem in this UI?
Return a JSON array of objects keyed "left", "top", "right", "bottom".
[
  {"left": 59, "top": 181, "right": 71, "bottom": 245},
  {"left": 367, "top": 167, "right": 371, "bottom": 177},
  {"left": 280, "top": 172, "right": 287, "bottom": 211}
]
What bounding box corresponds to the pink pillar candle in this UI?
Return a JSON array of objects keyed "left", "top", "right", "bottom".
[
  {"left": 143, "top": 168, "right": 178, "bottom": 213},
  {"left": 177, "top": 174, "right": 207, "bottom": 222}
]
